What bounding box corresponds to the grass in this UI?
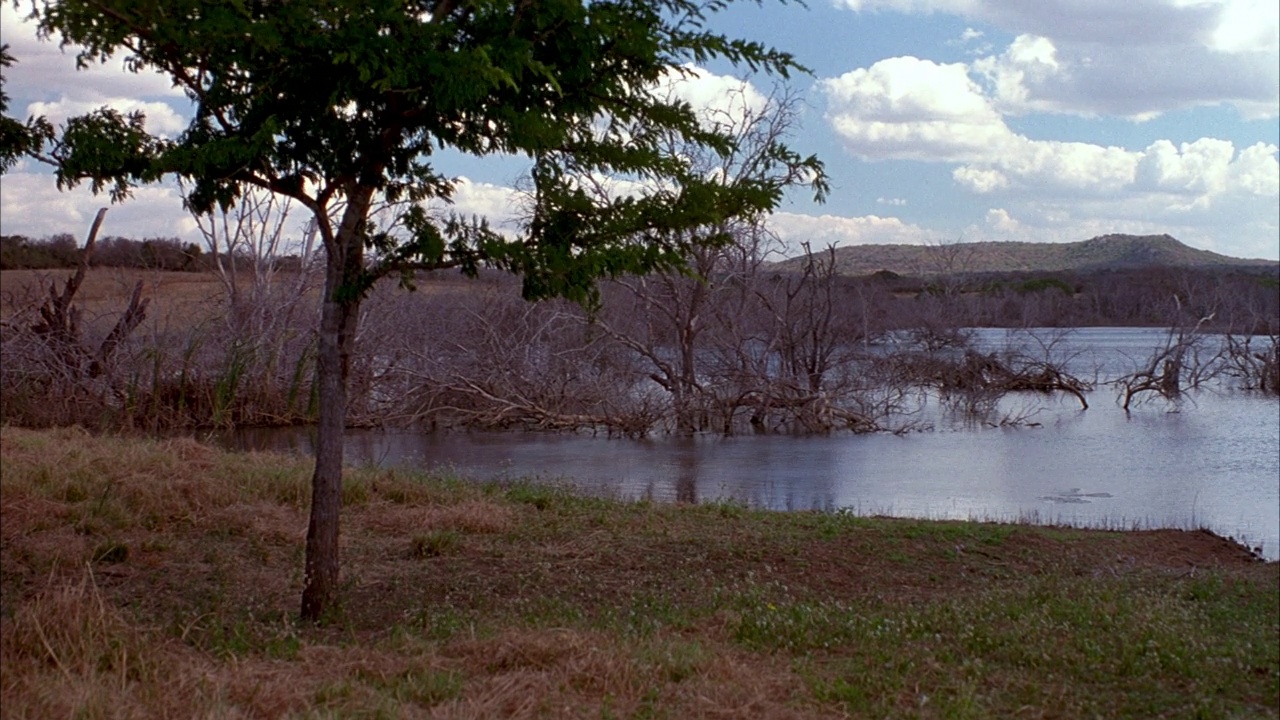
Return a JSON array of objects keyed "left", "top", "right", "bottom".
[{"left": 2, "top": 426, "right": 1276, "bottom": 719}]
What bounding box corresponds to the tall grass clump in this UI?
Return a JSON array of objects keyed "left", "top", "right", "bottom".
[
  {"left": 116, "top": 327, "right": 321, "bottom": 431},
  {"left": 1, "top": 571, "right": 158, "bottom": 717},
  {"left": 0, "top": 427, "right": 313, "bottom": 538}
]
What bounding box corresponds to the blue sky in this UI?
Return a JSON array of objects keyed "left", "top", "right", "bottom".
[{"left": 2, "top": 0, "right": 1277, "bottom": 260}]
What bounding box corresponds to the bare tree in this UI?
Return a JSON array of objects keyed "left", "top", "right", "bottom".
[
  {"left": 738, "top": 243, "right": 883, "bottom": 432},
  {"left": 587, "top": 83, "right": 823, "bottom": 434},
  {"left": 192, "top": 186, "right": 321, "bottom": 337},
  {"left": 376, "top": 276, "right": 656, "bottom": 433},
  {"left": 1220, "top": 332, "right": 1279, "bottom": 394},
  {"left": 1115, "top": 295, "right": 1222, "bottom": 411}
]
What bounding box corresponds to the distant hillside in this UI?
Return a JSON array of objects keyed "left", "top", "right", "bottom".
[{"left": 773, "top": 234, "right": 1279, "bottom": 276}]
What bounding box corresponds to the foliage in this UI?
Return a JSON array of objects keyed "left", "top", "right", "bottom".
[
  {"left": 13, "top": 0, "right": 825, "bottom": 299},
  {"left": 0, "top": 233, "right": 208, "bottom": 271},
  {"left": 0, "top": 44, "right": 54, "bottom": 173},
  {"left": 0, "top": 233, "right": 80, "bottom": 269},
  {"left": 1013, "top": 276, "right": 1075, "bottom": 295}
]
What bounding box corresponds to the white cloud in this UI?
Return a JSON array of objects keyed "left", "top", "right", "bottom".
[
  {"left": 876, "top": 196, "right": 908, "bottom": 206},
  {"left": 953, "top": 162, "right": 1280, "bottom": 258},
  {"left": 822, "top": 57, "right": 1009, "bottom": 161},
  {"left": 1134, "top": 138, "right": 1235, "bottom": 195},
  {"left": 821, "top": 3, "right": 1278, "bottom": 260},
  {"left": 1208, "top": 0, "right": 1280, "bottom": 53},
  {"left": 834, "top": 0, "right": 1280, "bottom": 119},
  {"left": 950, "top": 26, "right": 993, "bottom": 55},
  {"left": 0, "top": 165, "right": 197, "bottom": 241},
  {"left": 656, "top": 64, "right": 770, "bottom": 132},
  {"left": 432, "top": 177, "right": 525, "bottom": 234},
  {"left": 972, "top": 32, "right": 1277, "bottom": 120},
  {"left": 952, "top": 166, "right": 1008, "bottom": 193},
  {"left": 821, "top": 48, "right": 1279, "bottom": 259},
  {"left": 2, "top": 5, "right": 185, "bottom": 106},
  {"left": 824, "top": 55, "right": 1275, "bottom": 200},
  {"left": 983, "top": 207, "right": 1021, "bottom": 232},
  {"left": 26, "top": 97, "right": 187, "bottom": 137},
  {"left": 995, "top": 137, "right": 1138, "bottom": 195},
  {"left": 3, "top": 5, "right": 190, "bottom": 145},
  {"left": 824, "top": 56, "right": 1140, "bottom": 196},
  {"left": 971, "top": 35, "right": 1062, "bottom": 115},
  {"left": 769, "top": 211, "right": 935, "bottom": 250},
  {"left": 958, "top": 137, "right": 1277, "bottom": 238},
  {"left": 1228, "top": 142, "right": 1280, "bottom": 196}
]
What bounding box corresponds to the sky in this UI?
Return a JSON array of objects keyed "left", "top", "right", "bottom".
[{"left": 1, "top": 0, "right": 1278, "bottom": 261}]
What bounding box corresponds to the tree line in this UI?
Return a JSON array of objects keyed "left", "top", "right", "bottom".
[
  {"left": 1, "top": 233, "right": 312, "bottom": 273},
  {"left": 6, "top": 228, "right": 1274, "bottom": 332}
]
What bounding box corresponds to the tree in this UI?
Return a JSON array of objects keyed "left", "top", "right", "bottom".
[
  {"left": 0, "top": 44, "right": 53, "bottom": 173},
  {"left": 592, "top": 83, "right": 819, "bottom": 434},
  {"left": 7, "top": 0, "right": 826, "bottom": 620}
]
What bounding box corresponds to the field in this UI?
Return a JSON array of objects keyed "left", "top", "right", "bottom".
[
  {"left": 0, "top": 268, "right": 230, "bottom": 329},
  {"left": 2, "top": 426, "right": 1276, "bottom": 718},
  {"left": 0, "top": 267, "right": 490, "bottom": 328}
]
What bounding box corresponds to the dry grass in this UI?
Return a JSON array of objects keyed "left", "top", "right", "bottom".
[
  {"left": 1, "top": 268, "right": 232, "bottom": 330},
  {"left": 0, "top": 268, "right": 484, "bottom": 329},
  {"left": 2, "top": 426, "right": 1276, "bottom": 719}
]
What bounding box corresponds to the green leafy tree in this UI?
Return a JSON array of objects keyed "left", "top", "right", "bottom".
[
  {"left": 5, "top": 0, "right": 826, "bottom": 621},
  {"left": 0, "top": 44, "right": 54, "bottom": 172}
]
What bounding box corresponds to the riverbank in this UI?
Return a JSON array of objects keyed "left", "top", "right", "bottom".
[{"left": 2, "top": 426, "right": 1276, "bottom": 718}]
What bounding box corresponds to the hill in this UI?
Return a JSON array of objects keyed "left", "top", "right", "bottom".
[{"left": 774, "top": 234, "right": 1279, "bottom": 276}]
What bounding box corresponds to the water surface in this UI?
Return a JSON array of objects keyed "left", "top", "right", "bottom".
[{"left": 226, "top": 328, "right": 1280, "bottom": 558}]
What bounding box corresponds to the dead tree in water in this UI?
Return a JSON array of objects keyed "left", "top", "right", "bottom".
[
  {"left": 896, "top": 347, "right": 1091, "bottom": 419},
  {"left": 1220, "top": 333, "right": 1280, "bottom": 395},
  {"left": 1115, "top": 313, "right": 1220, "bottom": 411}
]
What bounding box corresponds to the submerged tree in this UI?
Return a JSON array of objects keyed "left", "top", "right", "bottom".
[
  {"left": 593, "top": 83, "right": 819, "bottom": 434},
  {"left": 5, "top": 0, "right": 826, "bottom": 620}
]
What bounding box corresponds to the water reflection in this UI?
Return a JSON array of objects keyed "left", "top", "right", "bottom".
[{"left": 673, "top": 442, "right": 696, "bottom": 504}]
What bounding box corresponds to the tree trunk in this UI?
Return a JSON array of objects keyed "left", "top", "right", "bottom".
[
  {"left": 301, "top": 189, "right": 371, "bottom": 622},
  {"left": 674, "top": 279, "right": 705, "bottom": 435}
]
